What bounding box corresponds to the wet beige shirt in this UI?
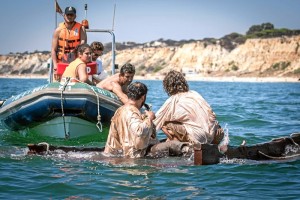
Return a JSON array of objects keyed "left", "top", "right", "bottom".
[
  {"left": 153, "top": 90, "right": 218, "bottom": 144},
  {"left": 104, "top": 105, "right": 154, "bottom": 158}
]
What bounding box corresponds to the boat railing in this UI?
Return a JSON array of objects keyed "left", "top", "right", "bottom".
[{"left": 86, "top": 29, "right": 116, "bottom": 75}]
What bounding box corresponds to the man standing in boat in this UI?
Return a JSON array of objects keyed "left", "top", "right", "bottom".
[
  {"left": 51, "top": 6, "right": 87, "bottom": 81},
  {"left": 97, "top": 63, "right": 135, "bottom": 104}
]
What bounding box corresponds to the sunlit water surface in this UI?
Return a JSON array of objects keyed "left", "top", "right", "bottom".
[{"left": 0, "top": 78, "right": 299, "bottom": 199}]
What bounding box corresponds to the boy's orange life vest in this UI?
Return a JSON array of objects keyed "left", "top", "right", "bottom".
[{"left": 57, "top": 22, "right": 82, "bottom": 60}]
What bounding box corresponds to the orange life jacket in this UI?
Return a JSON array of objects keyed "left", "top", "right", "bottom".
[{"left": 57, "top": 22, "right": 82, "bottom": 60}]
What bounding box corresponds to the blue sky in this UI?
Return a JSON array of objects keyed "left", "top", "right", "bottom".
[{"left": 0, "top": 0, "right": 299, "bottom": 54}]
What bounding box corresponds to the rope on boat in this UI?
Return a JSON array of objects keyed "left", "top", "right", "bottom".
[
  {"left": 72, "top": 78, "right": 103, "bottom": 133},
  {"left": 90, "top": 86, "right": 103, "bottom": 132},
  {"left": 60, "top": 77, "right": 71, "bottom": 139},
  {"left": 258, "top": 150, "right": 300, "bottom": 160},
  {"left": 288, "top": 133, "right": 300, "bottom": 147}
]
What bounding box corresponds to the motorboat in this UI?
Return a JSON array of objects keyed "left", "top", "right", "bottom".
[{"left": 0, "top": 4, "right": 122, "bottom": 139}]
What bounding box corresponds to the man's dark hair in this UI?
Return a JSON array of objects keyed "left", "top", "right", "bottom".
[
  {"left": 163, "top": 70, "right": 189, "bottom": 96},
  {"left": 77, "top": 43, "right": 91, "bottom": 55},
  {"left": 127, "top": 82, "right": 148, "bottom": 100},
  {"left": 120, "top": 63, "right": 135, "bottom": 75},
  {"left": 90, "top": 41, "right": 104, "bottom": 51}
]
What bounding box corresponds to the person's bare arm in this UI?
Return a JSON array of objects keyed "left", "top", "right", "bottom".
[
  {"left": 51, "top": 28, "right": 60, "bottom": 73},
  {"left": 111, "top": 82, "right": 128, "bottom": 104},
  {"left": 77, "top": 63, "right": 93, "bottom": 85}
]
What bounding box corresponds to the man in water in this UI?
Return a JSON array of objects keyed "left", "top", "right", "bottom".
[
  {"left": 153, "top": 70, "right": 226, "bottom": 148},
  {"left": 104, "top": 82, "right": 158, "bottom": 158},
  {"left": 97, "top": 63, "right": 135, "bottom": 104}
]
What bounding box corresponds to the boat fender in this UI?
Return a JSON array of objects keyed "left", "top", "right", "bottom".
[
  {"left": 86, "top": 62, "right": 98, "bottom": 75},
  {"left": 56, "top": 62, "right": 98, "bottom": 75},
  {"left": 57, "top": 63, "right": 69, "bottom": 75}
]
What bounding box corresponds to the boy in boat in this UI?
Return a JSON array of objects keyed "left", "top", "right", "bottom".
[
  {"left": 104, "top": 82, "right": 158, "bottom": 158},
  {"left": 51, "top": 6, "right": 87, "bottom": 82},
  {"left": 61, "top": 43, "right": 94, "bottom": 85},
  {"left": 96, "top": 63, "right": 135, "bottom": 104},
  {"left": 153, "top": 70, "right": 226, "bottom": 147},
  {"left": 90, "top": 41, "right": 108, "bottom": 84}
]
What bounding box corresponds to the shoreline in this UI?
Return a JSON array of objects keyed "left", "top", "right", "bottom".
[
  {"left": 135, "top": 75, "right": 300, "bottom": 83},
  {"left": 0, "top": 74, "right": 49, "bottom": 79},
  {"left": 0, "top": 74, "right": 299, "bottom": 83}
]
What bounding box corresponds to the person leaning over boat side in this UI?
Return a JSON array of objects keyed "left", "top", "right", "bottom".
[
  {"left": 153, "top": 70, "right": 225, "bottom": 146},
  {"left": 51, "top": 6, "right": 87, "bottom": 82},
  {"left": 96, "top": 63, "right": 135, "bottom": 104},
  {"left": 90, "top": 41, "right": 108, "bottom": 84},
  {"left": 61, "top": 43, "right": 94, "bottom": 85},
  {"left": 104, "top": 82, "right": 158, "bottom": 158}
]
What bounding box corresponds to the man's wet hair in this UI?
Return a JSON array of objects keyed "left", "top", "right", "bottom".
[
  {"left": 127, "top": 82, "right": 148, "bottom": 100},
  {"left": 163, "top": 70, "right": 189, "bottom": 96},
  {"left": 120, "top": 63, "right": 135, "bottom": 75}
]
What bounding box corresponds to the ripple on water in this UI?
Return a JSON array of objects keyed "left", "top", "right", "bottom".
[{"left": 0, "top": 80, "right": 300, "bottom": 198}]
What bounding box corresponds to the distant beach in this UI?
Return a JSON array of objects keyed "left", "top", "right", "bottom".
[
  {"left": 0, "top": 74, "right": 299, "bottom": 83},
  {"left": 0, "top": 74, "right": 48, "bottom": 79},
  {"left": 135, "top": 75, "right": 300, "bottom": 83}
]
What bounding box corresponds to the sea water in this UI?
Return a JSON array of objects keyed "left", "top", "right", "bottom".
[{"left": 0, "top": 78, "right": 299, "bottom": 199}]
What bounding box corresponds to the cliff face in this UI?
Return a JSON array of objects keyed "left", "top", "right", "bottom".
[
  {"left": 1, "top": 36, "right": 299, "bottom": 77},
  {"left": 111, "top": 35, "right": 300, "bottom": 77},
  {"left": 0, "top": 52, "right": 50, "bottom": 75}
]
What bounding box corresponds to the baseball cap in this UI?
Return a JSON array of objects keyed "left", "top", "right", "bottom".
[{"left": 65, "top": 7, "right": 76, "bottom": 15}]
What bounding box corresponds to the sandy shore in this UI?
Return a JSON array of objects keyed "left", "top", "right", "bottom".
[
  {"left": 0, "top": 74, "right": 299, "bottom": 83},
  {"left": 135, "top": 75, "right": 300, "bottom": 83},
  {"left": 0, "top": 74, "right": 48, "bottom": 79}
]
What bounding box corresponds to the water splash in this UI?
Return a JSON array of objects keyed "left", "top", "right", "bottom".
[
  {"left": 285, "top": 144, "right": 300, "bottom": 155},
  {"left": 218, "top": 123, "right": 230, "bottom": 153},
  {"left": 220, "top": 157, "right": 247, "bottom": 165}
]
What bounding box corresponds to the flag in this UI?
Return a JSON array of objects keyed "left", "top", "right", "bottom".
[{"left": 55, "top": 0, "right": 63, "bottom": 15}]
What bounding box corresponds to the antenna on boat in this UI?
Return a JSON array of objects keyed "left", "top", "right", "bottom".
[
  {"left": 112, "top": 3, "right": 116, "bottom": 31},
  {"left": 85, "top": 2, "right": 117, "bottom": 75},
  {"left": 54, "top": 0, "right": 63, "bottom": 28},
  {"left": 82, "top": 4, "right": 89, "bottom": 29}
]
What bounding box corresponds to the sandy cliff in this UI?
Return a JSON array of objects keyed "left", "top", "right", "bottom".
[
  {"left": 111, "top": 35, "right": 300, "bottom": 78},
  {"left": 0, "top": 36, "right": 299, "bottom": 78}
]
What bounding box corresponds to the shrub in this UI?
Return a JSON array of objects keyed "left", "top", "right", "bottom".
[
  {"left": 271, "top": 62, "right": 290, "bottom": 70},
  {"left": 231, "top": 65, "right": 239, "bottom": 71},
  {"left": 153, "top": 66, "right": 163, "bottom": 73},
  {"left": 293, "top": 68, "right": 300, "bottom": 74}
]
